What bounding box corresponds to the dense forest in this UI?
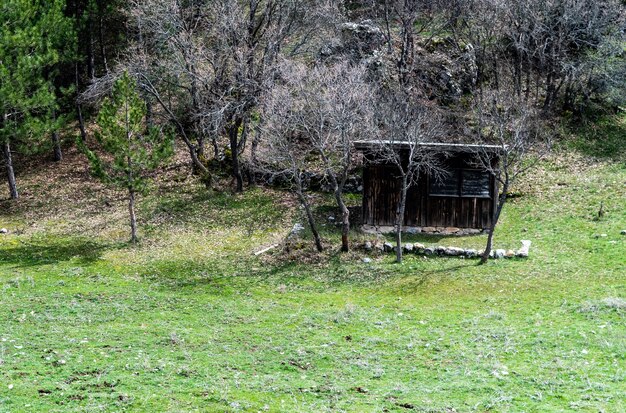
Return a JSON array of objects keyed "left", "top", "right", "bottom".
[{"left": 2, "top": 0, "right": 625, "bottom": 256}]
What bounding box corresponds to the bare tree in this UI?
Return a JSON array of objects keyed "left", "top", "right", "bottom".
[
  {"left": 373, "top": 92, "right": 444, "bottom": 263},
  {"left": 447, "top": 0, "right": 625, "bottom": 112},
  {"left": 259, "top": 68, "right": 324, "bottom": 252},
  {"left": 126, "top": 0, "right": 338, "bottom": 192},
  {"left": 472, "top": 90, "right": 551, "bottom": 263},
  {"left": 278, "top": 61, "right": 376, "bottom": 252},
  {"left": 124, "top": 0, "right": 214, "bottom": 181},
  {"left": 372, "top": 0, "right": 445, "bottom": 85}
]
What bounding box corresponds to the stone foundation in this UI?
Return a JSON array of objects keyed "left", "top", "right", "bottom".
[{"left": 362, "top": 240, "right": 531, "bottom": 259}]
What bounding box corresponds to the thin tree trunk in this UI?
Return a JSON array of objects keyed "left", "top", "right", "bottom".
[
  {"left": 87, "top": 12, "right": 95, "bottom": 81},
  {"left": 229, "top": 120, "right": 244, "bottom": 192},
  {"left": 142, "top": 79, "right": 210, "bottom": 176},
  {"left": 295, "top": 175, "right": 323, "bottom": 252},
  {"left": 51, "top": 109, "right": 62, "bottom": 162},
  {"left": 75, "top": 62, "right": 88, "bottom": 143},
  {"left": 480, "top": 187, "right": 507, "bottom": 264},
  {"left": 77, "top": 103, "right": 88, "bottom": 143},
  {"left": 249, "top": 123, "right": 261, "bottom": 186},
  {"left": 211, "top": 136, "right": 219, "bottom": 159},
  {"left": 52, "top": 131, "right": 62, "bottom": 162},
  {"left": 383, "top": 0, "right": 393, "bottom": 54},
  {"left": 98, "top": 13, "right": 108, "bottom": 74},
  {"left": 335, "top": 189, "right": 350, "bottom": 252},
  {"left": 128, "top": 188, "right": 138, "bottom": 244},
  {"left": 3, "top": 140, "right": 18, "bottom": 200},
  {"left": 395, "top": 176, "right": 409, "bottom": 263}
]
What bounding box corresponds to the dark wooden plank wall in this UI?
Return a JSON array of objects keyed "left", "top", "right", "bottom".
[{"left": 363, "top": 162, "right": 495, "bottom": 229}]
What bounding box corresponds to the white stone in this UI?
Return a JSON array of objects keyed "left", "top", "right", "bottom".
[
  {"left": 444, "top": 247, "right": 465, "bottom": 256},
  {"left": 516, "top": 240, "right": 532, "bottom": 258},
  {"left": 495, "top": 249, "right": 506, "bottom": 259}
]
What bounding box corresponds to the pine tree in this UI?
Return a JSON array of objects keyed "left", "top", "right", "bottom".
[
  {"left": 0, "top": 0, "right": 73, "bottom": 199},
  {"left": 81, "top": 72, "right": 173, "bottom": 243}
]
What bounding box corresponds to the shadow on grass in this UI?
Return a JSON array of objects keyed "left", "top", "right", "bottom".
[
  {"left": 383, "top": 261, "right": 480, "bottom": 295},
  {"left": 0, "top": 237, "right": 121, "bottom": 268},
  {"left": 146, "top": 187, "right": 285, "bottom": 232}
]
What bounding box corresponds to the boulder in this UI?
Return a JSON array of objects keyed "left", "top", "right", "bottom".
[
  {"left": 504, "top": 250, "right": 516, "bottom": 258},
  {"left": 0, "top": 228, "right": 8, "bottom": 234},
  {"left": 363, "top": 241, "right": 373, "bottom": 252},
  {"left": 424, "top": 247, "right": 435, "bottom": 255},
  {"left": 435, "top": 246, "right": 446, "bottom": 255},
  {"left": 495, "top": 249, "right": 506, "bottom": 259},
  {"left": 403, "top": 243, "right": 414, "bottom": 253},
  {"left": 443, "top": 227, "right": 461, "bottom": 234},
  {"left": 406, "top": 227, "right": 422, "bottom": 234},
  {"left": 516, "top": 240, "right": 532, "bottom": 258},
  {"left": 464, "top": 229, "right": 482, "bottom": 235},
  {"left": 465, "top": 249, "right": 477, "bottom": 258},
  {"left": 362, "top": 257, "right": 372, "bottom": 263},
  {"left": 422, "top": 227, "right": 436, "bottom": 233},
  {"left": 414, "top": 242, "right": 426, "bottom": 250},
  {"left": 621, "top": 230, "right": 626, "bottom": 236}
]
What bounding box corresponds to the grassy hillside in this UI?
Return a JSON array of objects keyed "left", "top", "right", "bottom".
[{"left": 0, "top": 136, "right": 625, "bottom": 411}]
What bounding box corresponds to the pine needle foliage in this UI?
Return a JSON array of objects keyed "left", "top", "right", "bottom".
[
  {"left": 0, "top": 0, "right": 73, "bottom": 198},
  {"left": 81, "top": 72, "right": 173, "bottom": 242}
]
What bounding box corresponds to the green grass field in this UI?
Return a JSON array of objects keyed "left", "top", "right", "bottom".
[{"left": 1, "top": 136, "right": 625, "bottom": 411}]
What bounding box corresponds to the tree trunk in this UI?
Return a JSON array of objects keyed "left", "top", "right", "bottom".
[
  {"left": 383, "top": 0, "right": 393, "bottom": 53},
  {"left": 249, "top": 123, "right": 262, "bottom": 186},
  {"left": 87, "top": 12, "right": 95, "bottom": 81},
  {"left": 128, "top": 188, "right": 138, "bottom": 244},
  {"left": 334, "top": 189, "right": 350, "bottom": 252},
  {"left": 75, "top": 62, "right": 88, "bottom": 143},
  {"left": 52, "top": 131, "right": 62, "bottom": 162},
  {"left": 395, "top": 176, "right": 409, "bottom": 263},
  {"left": 295, "top": 176, "right": 323, "bottom": 252},
  {"left": 480, "top": 189, "right": 507, "bottom": 264},
  {"left": 98, "top": 13, "right": 108, "bottom": 74},
  {"left": 211, "top": 136, "right": 219, "bottom": 159},
  {"left": 229, "top": 120, "right": 244, "bottom": 192},
  {"left": 3, "top": 140, "right": 18, "bottom": 200}
]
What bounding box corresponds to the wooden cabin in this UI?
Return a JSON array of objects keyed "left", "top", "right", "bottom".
[{"left": 355, "top": 142, "right": 501, "bottom": 230}]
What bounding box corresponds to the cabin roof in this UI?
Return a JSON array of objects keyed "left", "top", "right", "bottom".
[{"left": 354, "top": 141, "right": 504, "bottom": 152}]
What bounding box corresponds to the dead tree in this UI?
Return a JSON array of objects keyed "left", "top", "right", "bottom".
[
  {"left": 259, "top": 72, "right": 324, "bottom": 252},
  {"left": 472, "top": 90, "right": 551, "bottom": 263},
  {"left": 280, "top": 60, "right": 376, "bottom": 252},
  {"left": 374, "top": 92, "right": 444, "bottom": 263}
]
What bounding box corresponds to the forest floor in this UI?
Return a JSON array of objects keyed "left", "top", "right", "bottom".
[{"left": 0, "top": 116, "right": 625, "bottom": 412}]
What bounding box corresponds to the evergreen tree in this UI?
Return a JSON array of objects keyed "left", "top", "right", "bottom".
[
  {"left": 0, "top": 0, "right": 72, "bottom": 199},
  {"left": 81, "top": 72, "right": 173, "bottom": 243}
]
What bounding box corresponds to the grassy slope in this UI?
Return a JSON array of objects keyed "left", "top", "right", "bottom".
[{"left": 0, "top": 137, "right": 625, "bottom": 412}]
